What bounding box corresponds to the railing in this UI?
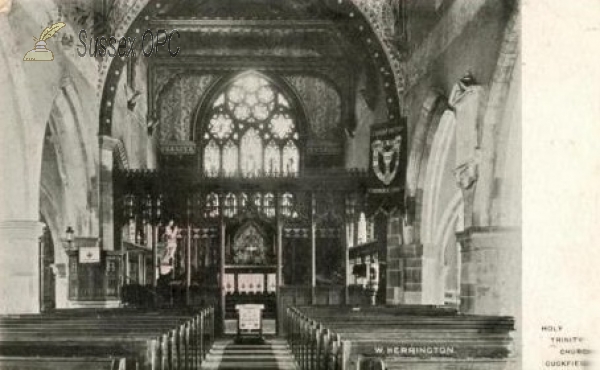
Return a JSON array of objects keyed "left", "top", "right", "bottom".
[
  {"left": 114, "top": 167, "right": 369, "bottom": 184},
  {"left": 68, "top": 253, "right": 121, "bottom": 301}
]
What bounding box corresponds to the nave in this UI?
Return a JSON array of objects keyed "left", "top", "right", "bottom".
[
  {"left": 0, "top": 303, "right": 515, "bottom": 370},
  {"left": 0, "top": 0, "right": 521, "bottom": 369}
]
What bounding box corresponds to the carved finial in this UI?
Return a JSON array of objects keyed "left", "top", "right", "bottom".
[{"left": 147, "top": 111, "right": 159, "bottom": 135}]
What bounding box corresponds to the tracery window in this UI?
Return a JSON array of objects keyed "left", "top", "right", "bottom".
[
  {"left": 264, "top": 193, "right": 275, "bottom": 218},
  {"left": 202, "top": 73, "right": 300, "bottom": 177},
  {"left": 280, "top": 192, "right": 298, "bottom": 218},
  {"left": 224, "top": 193, "right": 237, "bottom": 218},
  {"left": 205, "top": 193, "right": 219, "bottom": 218}
]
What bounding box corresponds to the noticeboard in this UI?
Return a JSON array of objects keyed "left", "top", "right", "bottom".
[{"left": 79, "top": 246, "right": 100, "bottom": 264}]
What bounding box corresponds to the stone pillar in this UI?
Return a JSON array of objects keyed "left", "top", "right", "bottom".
[
  {"left": 385, "top": 214, "right": 403, "bottom": 304},
  {"left": 0, "top": 220, "right": 45, "bottom": 314},
  {"left": 401, "top": 242, "right": 423, "bottom": 304},
  {"left": 386, "top": 212, "right": 425, "bottom": 305},
  {"left": 100, "top": 136, "right": 119, "bottom": 251},
  {"left": 457, "top": 227, "right": 521, "bottom": 315}
]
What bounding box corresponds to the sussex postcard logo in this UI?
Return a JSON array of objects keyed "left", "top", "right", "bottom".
[{"left": 23, "top": 22, "right": 65, "bottom": 61}]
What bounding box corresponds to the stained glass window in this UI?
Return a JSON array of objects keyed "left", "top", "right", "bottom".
[
  {"left": 271, "top": 114, "right": 293, "bottom": 139},
  {"left": 241, "top": 128, "right": 263, "bottom": 176},
  {"left": 209, "top": 114, "right": 233, "bottom": 139},
  {"left": 222, "top": 141, "right": 238, "bottom": 176},
  {"left": 202, "top": 72, "right": 300, "bottom": 176},
  {"left": 282, "top": 141, "right": 299, "bottom": 175},
  {"left": 204, "top": 141, "right": 220, "bottom": 176},
  {"left": 264, "top": 141, "right": 281, "bottom": 174}
]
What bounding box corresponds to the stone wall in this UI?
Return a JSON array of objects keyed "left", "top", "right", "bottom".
[
  {"left": 384, "top": 0, "right": 521, "bottom": 320},
  {"left": 0, "top": 0, "right": 101, "bottom": 312}
]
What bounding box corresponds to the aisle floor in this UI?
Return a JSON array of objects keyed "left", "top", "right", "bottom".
[{"left": 200, "top": 337, "right": 299, "bottom": 370}]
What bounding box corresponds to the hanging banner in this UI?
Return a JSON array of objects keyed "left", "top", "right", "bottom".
[{"left": 367, "top": 119, "right": 406, "bottom": 213}]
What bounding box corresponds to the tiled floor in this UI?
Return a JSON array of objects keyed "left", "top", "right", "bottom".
[{"left": 201, "top": 338, "right": 299, "bottom": 370}]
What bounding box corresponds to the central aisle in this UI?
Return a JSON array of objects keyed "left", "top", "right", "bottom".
[{"left": 201, "top": 338, "right": 299, "bottom": 370}]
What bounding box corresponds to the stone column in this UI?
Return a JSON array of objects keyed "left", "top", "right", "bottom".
[
  {"left": 457, "top": 226, "right": 521, "bottom": 315},
  {"left": 387, "top": 212, "right": 425, "bottom": 305},
  {"left": 401, "top": 241, "right": 423, "bottom": 304},
  {"left": 99, "top": 136, "right": 120, "bottom": 251},
  {"left": 385, "top": 214, "right": 403, "bottom": 304},
  {"left": 0, "top": 220, "right": 45, "bottom": 314}
]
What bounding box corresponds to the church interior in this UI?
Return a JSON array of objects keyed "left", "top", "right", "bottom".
[{"left": 0, "top": 0, "right": 521, "bottom": 369}]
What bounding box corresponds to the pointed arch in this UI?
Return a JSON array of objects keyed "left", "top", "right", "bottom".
[
  {"left": 99, "top": 2, "right": 403, "bottom": 138},
  {"left": 195, "top": 71, "right": 307, "bottom": 176},
  {"left": 420, "top": 110, "right": 458, "bottom": 245},
  {"left": 193, "top": 71, "right": 309, "bottom": 142}
]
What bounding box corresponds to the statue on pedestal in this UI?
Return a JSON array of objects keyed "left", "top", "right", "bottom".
[
  {"left": 160, "top": 220, "right": 179, "bottom": 275},
  {"left": 449, "top": 73, "right": 483, "bottom": 190},
  {"left": 449, "top": 73, "right": 484, "bottom": 227}
]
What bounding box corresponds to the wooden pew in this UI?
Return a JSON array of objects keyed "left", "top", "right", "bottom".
[
  {"left": 0, "top": 356, "right": 126, "bottom": 370},
  {"left": 5, "top": 305, "right": 216, "bottom": 365},
  {"left": 0, "top": 306, "right": 215, "bottom": 370},
  {"left": 0, "top": 317, "right": 204, "bottom": 367},
  {"left": 292, "top": 313, "right": 514, "bottom": 370},
  {"left": 0, "top": 321, "right": 176, "bottom": 370},
  {"left": 0, "top": 335, "right": 159, "bottom": 370},
  {"left": 0, "top": 317, "right": 192, "bottom": 369},
  {"left": 287, "top": 306, "right": 515, "bottom": 370},
  {"left": 370, "top": 357, "right": 516, "bottom": 370}
]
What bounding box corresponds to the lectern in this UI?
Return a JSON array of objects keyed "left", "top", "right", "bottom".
[{"left": 235, "top": 304, "right": 265, "bottom": 343}]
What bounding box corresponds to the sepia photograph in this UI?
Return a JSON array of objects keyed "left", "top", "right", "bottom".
[{"left": 0, "top": 0, "right": 596, "bottom": 369}]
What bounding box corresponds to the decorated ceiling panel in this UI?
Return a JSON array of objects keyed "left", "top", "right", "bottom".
[
  {"left": 99, "top": 0, "right": 404, "bottom": 136},
  {"left": 158, "top": 74, "right": 217, "bottom": 142},
  {"left": 283, "top": 75, "right": 341, "bottom": 141},
  {"left": 162, "top": 29, "right": 344, "bottom": 58}
]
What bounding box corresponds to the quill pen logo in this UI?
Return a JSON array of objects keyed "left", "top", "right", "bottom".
[{"left": 23, "top": 22, "right": 66, "bottom": 61}]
